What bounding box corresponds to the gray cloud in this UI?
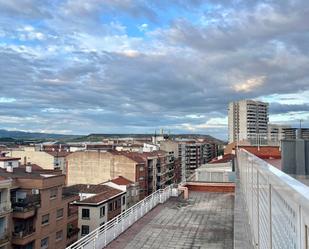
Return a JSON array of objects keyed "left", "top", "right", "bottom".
[{"left": 0, "top": 0, "right": 309, "bottom": 138}]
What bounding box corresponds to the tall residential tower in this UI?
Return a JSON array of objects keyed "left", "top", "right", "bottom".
[{"left": 228, "top": 100, "right": 269, "bottom": 143}]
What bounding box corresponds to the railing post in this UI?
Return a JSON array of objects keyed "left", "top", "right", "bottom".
[
  {"left": 104, "top": 226, "right": 107, "bottom": 247},
  {"left": 121, "top": 214, "right": 124, "bottom": 232}
]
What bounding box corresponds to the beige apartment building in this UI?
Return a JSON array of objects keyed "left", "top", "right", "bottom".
[
  {"left": 66, "top": 151, "right": 147, "bottom": 199},
  {"left": 0, "top": 156, "right": 79, "bottom": 249},
  {"left": 8, "top": 146, "right": 70, "bottom": 174}
]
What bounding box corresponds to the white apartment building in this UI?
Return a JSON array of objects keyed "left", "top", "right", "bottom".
[
  {"left": 267, "top": 123, "right": 292, "bottom": 141},
  {"left": 63, "top": 184, "right": 126, "bottom": 239},
  {"left": 228, "top": 99, "right": 269, "bottom": 143}
]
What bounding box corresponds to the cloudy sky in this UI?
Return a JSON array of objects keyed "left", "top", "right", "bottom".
[{"left": 0, "top": 0, "right": 308, "bottom": 139}]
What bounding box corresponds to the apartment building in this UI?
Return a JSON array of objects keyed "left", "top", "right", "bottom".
[
  {"left": 8, "top": 146, "right": 70, "bottom": 174},
  {"left": 103, "top": 176, "right": 140, "bottom": 208},
  {"left": 66, "top": 151, "right": 147, "bottom": 199},
  {"left": 268, "top": 124, "right": 292, "bottom": 141},
  {"left": 0, "top": 156, "right": 79, "bottom": 249},
  {"left": 0, "top": 176, "right": 12, "bottom": 249},
  {"left": 228, "top": 99, "right": 269, "bottom": 143},
  {"left": 160, "top": 140, "right": 217, "bottom": 181},
  {"left": 138, "top": 151, "right": 175, "bottom": 194},
  {"left": 63, "top": 184, "right": 126, "bottom": 238}
]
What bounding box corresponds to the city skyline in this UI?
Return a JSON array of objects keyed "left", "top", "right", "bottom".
[{"left": 0, "top": 0, "right": 309, "bottom": 139}]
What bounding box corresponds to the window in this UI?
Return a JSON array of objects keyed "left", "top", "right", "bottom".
[
  {"left": 81, "top": 225, "right": 89, "bottom": 236},
  {"left": 41, "top": 214, "right": 49, "bottom": 225},
  {"left": 122, "top": 196, "right": 126, "bottom": 205},
  {"left": 50, "top": 188, "right": 57, "bottom": 199},
  {"left": 108, "top": 202, "right": 113, "bottom": 211},
  {"left": 41, "top": 237, "right": 48, "bottom": 249},
  {"left": 56, "top": 230, "right": 63, "bottom": 241},
  {"left": 139, "top": 166, "right": 144, "bottom": 171},
  {"left": 82, "top": 209, "right": 90, "bottom": 219},
  {"left": 56, "top": 208, "right": 63, "bottom": 219},
  {"left": 100, "top": 206, "right": 105, "bottom": 218}
]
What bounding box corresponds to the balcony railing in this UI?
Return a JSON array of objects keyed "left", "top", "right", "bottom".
[
  {"left": 12, "top": 228, "right": 35, "bottom": 239},
  {"left": 12, "top": 195, "right": 40, "bottom": 212},
  {"left": 66, "top": 185, "right": 173, "bottom": 249},
  {"left": 238, "top": 148, "right": 309, "bottom": 249},
  {"left": 0, "top": 230, "right": 9, "bottom": 244}
]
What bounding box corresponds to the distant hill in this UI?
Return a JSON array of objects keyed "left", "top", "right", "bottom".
[
  {"left": 0, "top": 129, "right": 79, "bottom": 140},
  {"left": 0, "top": 129, "right": 225, "bottom": 144},
  {"left": 70, "top": 133, "right": 225, "bottom": 144}
]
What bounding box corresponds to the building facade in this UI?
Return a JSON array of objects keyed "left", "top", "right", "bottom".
[
  {"left": 0, "top": 156, "right": 79, "bottom": 249},
  {"left": 228, "top": 99, "right": 269, "bottom": 143},
  {"left": 0, "top": 176, "right": 12, "bottom": 249},
  {"left": 8, "top": 147, "right": 70, "bottom": 174},
  {"left": 63, "top": 184, "right": 126, "bottom": 238},
  {"left": 66, "top": 151, "right": 147, "bottom": 199}
]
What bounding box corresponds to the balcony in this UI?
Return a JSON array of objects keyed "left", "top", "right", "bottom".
[
  {"left": 12, "top": 228, "right": 36, "bottom": 245},
  {"left": 12, "top": 195, "right": 40, "bottom": 219},
  {"left": 0, "top": 230, "right": 9, "bottom": 246}
]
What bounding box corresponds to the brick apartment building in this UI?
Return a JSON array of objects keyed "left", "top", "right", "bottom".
[
  {"left": 0, "top": 156, "right": 79, "bottom": 249},
  {"left": 66, "top": 150, "right": 178, "bottom": 199},
  {"left": 66, "top": 151, "right": 148, "bottom": 199},
  {"left": 160, "top": 139, "right": 218, "bottom": 180}
]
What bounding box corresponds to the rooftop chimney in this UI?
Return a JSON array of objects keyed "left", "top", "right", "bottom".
[
  {"left": 26, "top": 162, "right": 32, "bottom": 173},
  {"left": 6, "top": 165, "right": 13, "bottom": 173}
]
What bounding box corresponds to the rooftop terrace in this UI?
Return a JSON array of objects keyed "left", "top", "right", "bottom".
[{"left": 106, "top": 191, "right": 234, "bottom": 249}]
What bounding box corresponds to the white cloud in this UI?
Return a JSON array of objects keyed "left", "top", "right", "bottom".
[
  {"left": 138, "top": 23, "right": 148, "bottom": 32},
  {"left": 0, "top": 97, "right": 16, "bottom": 103},
  {"left": 233, "top": 76, "right": 266, "bottom": 92}
]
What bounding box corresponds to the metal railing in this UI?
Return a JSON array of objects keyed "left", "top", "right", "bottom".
[
  {"left": 238, "top": 148, "right": 309, "bottom": 249},
  {"left": 12, "top": 194, "right": 41, "bottom": 212},
  {"left": 66, "top": 185, "right": 173, "bottom": 249}
]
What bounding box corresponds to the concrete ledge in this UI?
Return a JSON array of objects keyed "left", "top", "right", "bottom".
[{"left": 184, "top": 182, "right": 235, "bottom": 192}]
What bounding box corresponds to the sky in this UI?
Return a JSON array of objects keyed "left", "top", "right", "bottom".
[{"left": 0, "top": 0, "right": 309, "bottom": 139}]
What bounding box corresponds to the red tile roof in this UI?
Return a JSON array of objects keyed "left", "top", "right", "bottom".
[
  {"left": 0, "top": 157, "right": 21, "bottom": 161},
  {"left": 111, "top": 176, "right": 133, "bottom": 185},
  {"left": 64, "top": 184, "right": 119, "bottom": 194},
  {"left": 65, "top": 184, "right": 124, "bottom": 204},
  {"left": 210, "top": 154, "right": 235, "bottom": 164},
  {"left": 240, "top": 146, "right": 281, "bottom": 159},
  {"left": 46, "top": 151, "right": 71, "bottom": 157}
]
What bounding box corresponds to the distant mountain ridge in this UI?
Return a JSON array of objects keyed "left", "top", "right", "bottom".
[
  {"left": 0, "top": 129, "right": 225, "bottom": 144},
  {"left": 73, "top": 133, "right": 225, "bottom": 144},
  {"left": 0, "top": 129, "right": 77, "bottom": 140}
]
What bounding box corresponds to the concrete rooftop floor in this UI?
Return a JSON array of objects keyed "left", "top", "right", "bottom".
[{"left": 106, "top": 191, "right": 234, "bottom": 249}]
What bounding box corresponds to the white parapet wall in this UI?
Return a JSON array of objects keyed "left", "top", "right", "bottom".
[{"left": 238, "top": 148, "right": 309, "bottom": 249}]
